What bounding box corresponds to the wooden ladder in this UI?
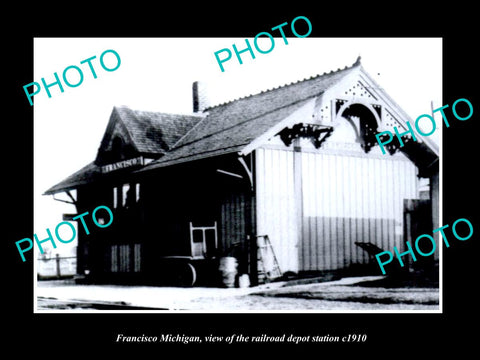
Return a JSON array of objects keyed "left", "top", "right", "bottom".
[{"left": 256, "top": 235, "right": 282, "bottom": 282}]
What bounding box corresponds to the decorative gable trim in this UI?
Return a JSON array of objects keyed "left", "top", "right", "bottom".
[
  {"left": 278, "top": 123, "right": 333, "bottom": 149},
  {"left": 95, "top": 107, "right": 140, "bottom": 166},
  {"left": 238, "top": 97, "right": 317, "bottom": 156}
]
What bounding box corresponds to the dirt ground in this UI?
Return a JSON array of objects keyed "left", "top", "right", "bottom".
[{"left": 36, "top": 275, "right": 439, "bottom": 312}]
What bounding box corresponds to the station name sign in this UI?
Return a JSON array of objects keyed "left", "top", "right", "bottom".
[{"left": 101, "top": 156, "right": 144, "bottom": 173}]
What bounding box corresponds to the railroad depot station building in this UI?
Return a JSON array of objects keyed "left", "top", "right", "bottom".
[{"left": 45, "top": 57, "right": 439, "bottom": 286}]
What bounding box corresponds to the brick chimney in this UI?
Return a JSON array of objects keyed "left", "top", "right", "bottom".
[{"left": 192, "top": 81, "right": 209, "bottom": 113}]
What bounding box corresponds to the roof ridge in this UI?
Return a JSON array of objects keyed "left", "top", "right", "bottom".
[
  {"left": 204, "top": 57, "right": 361, "bottom": 111},
  {"left": 115, "top": 104, "right": 205, "bottom": 120},
  {"left": 130, "top": 107, "right": 205, "bottom": 119}
]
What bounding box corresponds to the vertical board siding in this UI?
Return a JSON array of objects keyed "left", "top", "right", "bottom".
[
  {"left": 255, "top": 148, "right": 298, "bottom": 273},
  {"left": 256, "top": 147, "right": 419, "bottom": 273},
  {"left": 299, "top": 151, "right": 418, "bottom": 271},
  {"left": 220, "top": 192, "right": 246, "bottom": 254}
]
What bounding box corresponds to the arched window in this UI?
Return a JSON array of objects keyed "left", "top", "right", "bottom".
[
  {"left": 111, "top": 136, "right": 124, "bottom": 154},
  {"left": 110, "top": 135, "right": 136, "bottom": 160}
]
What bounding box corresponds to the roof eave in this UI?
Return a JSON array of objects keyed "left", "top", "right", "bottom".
[{"left": 238, "top": 97, "right": 318, "bottom": 156}]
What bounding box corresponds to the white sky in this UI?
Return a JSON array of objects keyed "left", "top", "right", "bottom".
[{"left": 33, "top": 37, "right": 442, "bottom": 257}]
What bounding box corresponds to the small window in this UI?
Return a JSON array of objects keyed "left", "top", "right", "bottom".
[
  {"left": 113, "top": 187, "right": 118, "bottom": 209},
  {"left": 135, "top": 183, "right": 141, "bottom": 202},
  {"left": 122, "top": 184, "right": 130, "bottom": 207},
  {"left": 113, "top": 183, "right": 140, "bottom": 209}
]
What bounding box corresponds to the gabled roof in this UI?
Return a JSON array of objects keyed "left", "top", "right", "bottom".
[
  {"left": 141, "top": 59, "right": 360, "bottom": 171},
  {"left": 97, "top": 106, "right": 204, "bottom": 158},
  {"left": 141, "top": 98, "right": 315, "bottom": 168},
  {"left": 117, "top": 106, "right": 204, "bottom": 153},
  {"left": 44, "top": 107, "right": 204, "bottom": 195},
  {"left": 45, "top": 57, "right": 439, "bottom": 195}
]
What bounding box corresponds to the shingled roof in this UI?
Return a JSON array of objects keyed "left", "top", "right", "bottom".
[
  {"left": 141, "top": 59, "right": 360, "bottom": 170},
  {"left": 47, "top": 57, "right": 437, "bottom": 195},
  {"left": 44, "top": 162, "right": 100, "bottom": 195},
  {"left": 44, "top": 107, "right": 204, "bottom": 195},
  {"left": 107, "top": 106, "right": 204, "bottom": 154}
]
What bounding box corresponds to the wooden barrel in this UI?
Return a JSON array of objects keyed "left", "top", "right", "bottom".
[{"left": 218, "top": 257, "right": 238, "bottom": 288}]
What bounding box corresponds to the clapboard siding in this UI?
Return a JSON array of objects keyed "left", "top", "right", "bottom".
[{"left": 256, "top": 146, "right": 419, "bottom": 273}]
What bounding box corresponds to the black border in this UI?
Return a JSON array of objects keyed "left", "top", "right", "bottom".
[{"left": 6, "top": 5, "right": 479, "bottom": 354}]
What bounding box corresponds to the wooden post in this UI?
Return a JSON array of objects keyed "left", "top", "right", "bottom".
[
  {"left": 243, "top": 154, "right": 258, "bottom": 286},
  {"left": 55, "top": 254, "right": 61, "bottom": 278},
  {"left": 293, "top": 138, "right": 304, "bottom": 271}
]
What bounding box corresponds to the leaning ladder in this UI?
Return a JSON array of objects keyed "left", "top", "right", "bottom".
[{"left": 256, "top": 235, "right": 282, "bottom": 282}]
